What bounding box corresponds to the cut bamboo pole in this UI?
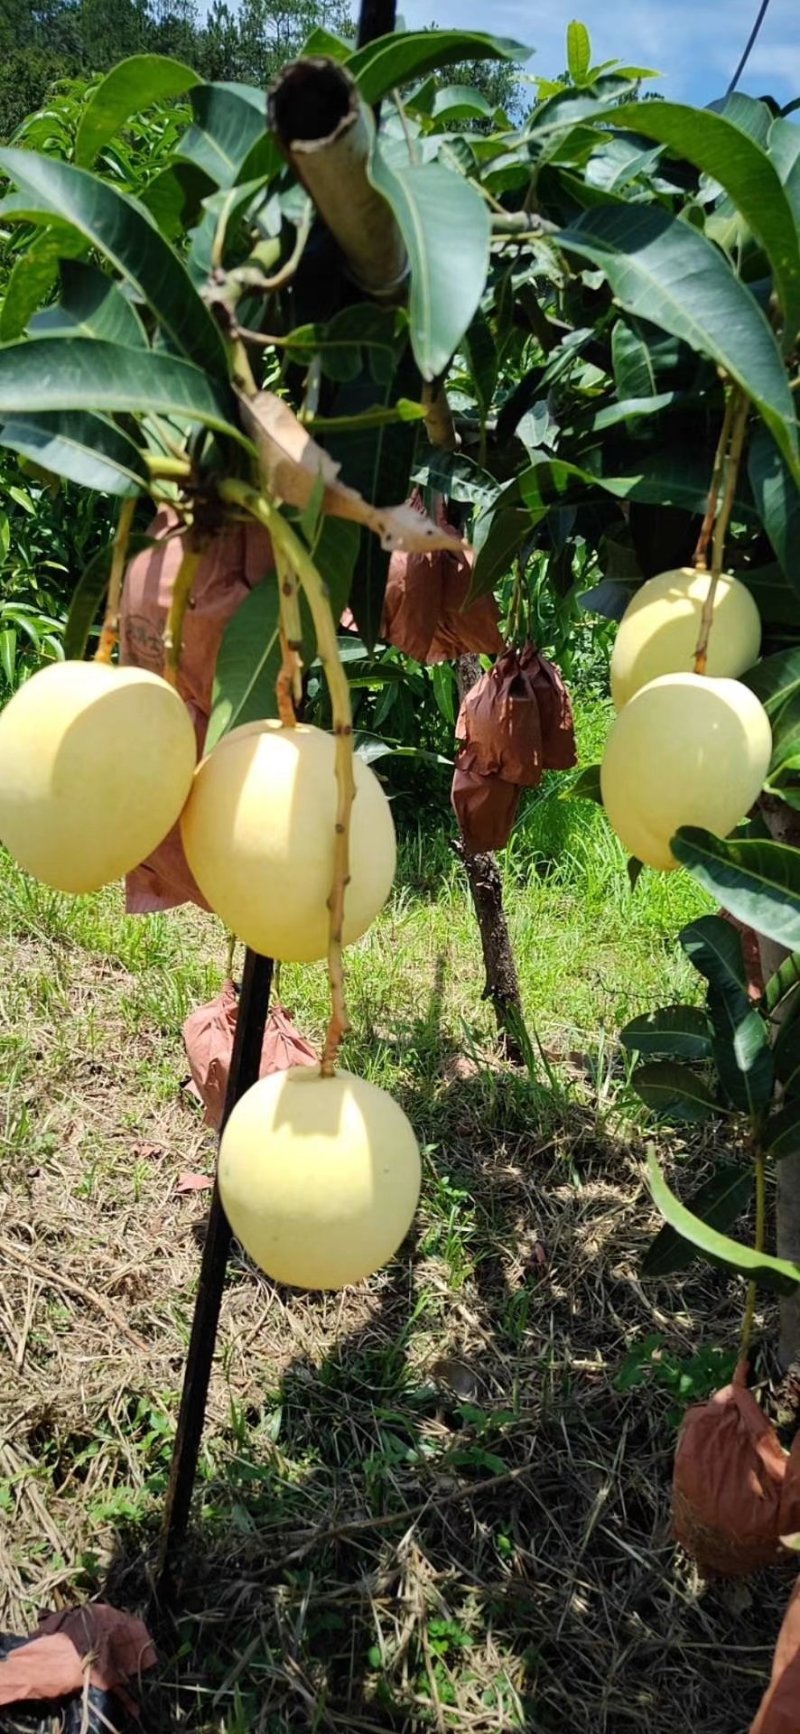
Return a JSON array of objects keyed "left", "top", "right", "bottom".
[{"left": 268, "top": 58, "right": 408, "bottom": 301}]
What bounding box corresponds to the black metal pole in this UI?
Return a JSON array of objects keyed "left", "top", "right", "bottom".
[{"left": 156, "top": 948, "right": 273, "bottom": 1596}]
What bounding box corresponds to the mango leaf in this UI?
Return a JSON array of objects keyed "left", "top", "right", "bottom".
[
  {"left": 0, "top": 339, "right": 241, "bottom": 442},
  {"left": 611, "top": 102, "right": 800, "bottom": 355},
  {"left": 748, "top": 423, "right": 800, "bottom": 594},
  {"left": 347, "top": 31, "right": 528, "bottom": 108},
  {"left": 631, "top": 1061, "right": 718, "bottom": 1122},
  {"left": 28, "top": 259, "right": 146, "bottom": 347},
  {"left": 431, "top": 86, "right": 495, "bottom": 123},
  {"left": 673, "top": 828, "right": 800, "bottom": 951},
  {"left": 620, "top": 1005, "right": 713, "bottom": 1062},
  {"left": 769, "top": 115, "right": 800, "bottom": 223},
  {"left": 0, "top": 148, "right": 227, "bottom": 378},
  {"left": 679, "top": 911, "right": 747, "bottom": 991},
  {"left": 206, "top": 583, "right": 282, "bottom": 750},
  {"left": 463, "top": 308, "right": 498, "bottom": 424},
  {"left": 774, "top": 1019, "right": 800, "bottom": 1097},
  {"left": 63, "top": 534, "right": 152, "bottom": 658},
  {"left": 742, "top": 642, "right": 800, "bottom": 717},
  {"left": 139, "top": 161, "right": 216, "bottom": 240},
  {"left": 646, "top": 1145, "right": 800, "bottom": 1292},
  {"left": 0, "top": 226, "right": 87, "bottom": 343},
  {"left": 765, "top": 952, "right": 800, "bottom": 1015},
  {"left": 367, "top": 148, "right": 490, "bottom": 380},
  {"left": 472, "top": 496, "right": 545, "bottom": 597},
  {"left": 642, "top": 1162, "right": 753, "bottom": 1277},
  {"left": 566, "top": 20, "right": 592, "bottom": 84},
  {"left": 75, "top": 54, "right": 201, "bottom": 167},
  {"left": 0, "top": 411, "right": 146, "bottom": 496},
  {"left": 177, "top": 83, "right": 279, "bottom": 188},
  {"left": 558, "top": 205, "right": 799, "bottom": 477},
  {"left": 765, "top": 1099, "right": 800, "bottom": 1159},
  {"left": 307, "top": 517, "right": 359, "bottom": 625}
]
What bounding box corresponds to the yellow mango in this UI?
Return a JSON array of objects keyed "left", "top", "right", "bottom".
[
  {"left": 600, "top": 673, "right": 771, "bottom": 871},
  {"left": 218, "top": 1066, "right": 421, "bottom": 1289},
  {"left": 0, "top": 660, "right": 196, "bottom": 892},
  {"left": 611, "top": 568, "right": 761, "bottom": 709},
  {"left": 181, "top": 720, "right": 396, "bottom": 962}
]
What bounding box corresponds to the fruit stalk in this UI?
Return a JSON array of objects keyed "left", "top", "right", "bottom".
[
  {"left": 220, "top": 479, "right": 355, "bottom": 1074},
  {"left": 273, "top": 539, "right": 304, "bottom": 727},
  {"left": 692, "top": 387, "right": 737, "bottom": 575},
  {"left": 741, "top": 1143, "right": 766, "bottom": 1355},
  {"left": 693, "top": 389, "right": 749, "bottom": 676},
  {"left": 94, "top": 498, "right": 136, "bottom": 665},
  {"left": 163, "top": 542, "right": 203, "bottom": 686}
]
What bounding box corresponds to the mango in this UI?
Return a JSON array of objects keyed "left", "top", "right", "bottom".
[{"left": 611, "top": 568, "right": 761, "bottom": 710}]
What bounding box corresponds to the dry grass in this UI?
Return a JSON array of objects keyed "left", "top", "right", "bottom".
[{"left": 0, "top": 839, "right": 789, "bottom": 1734}]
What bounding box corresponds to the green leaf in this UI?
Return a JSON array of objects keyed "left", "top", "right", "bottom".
[
  {"left": 611, "top": 318, "right": 657, "bottom": 398},
  {"left": 0, "top": 226, "right": 86, "bottom": 343},
  {"left": 566, "top": 20, "right": 592, "bottom": 84},
  {"left": 139, "top": 161, "right": 216, "bottom": 240},
  {"left": 679, "top": 912, "right": 748, "bottom": 995},
  {"left": 308, "top": 517, "right": 359, "bottom": 624},
  {"left": 0, "top": 411, "right": 146, "bottom": 496},
  {"left": 646, "top": 1145, "right": 800, "bottom": 1292},
  {"left": 748, "top": 423, "right": 800, "bottom": 594},
  {"left": 431, "top": 86, "right": 495, "bottom": 122},
  {"left": 559, "top": 205, "right": 800, "bottom": 477},
  {"left": 177, "top": 83, "right": 278, "bottom": 188},
  {"left": 674, "top": 828, "right": 800, "bottom": 951},
  {"left": 765, "top": 1098, "right": 800, "bottom": 1159},
  {"left": 63, "top": 534, "right": 151, "bottom": 659},
  {"left": 611, "top": 102, "right": 800, "bottom": 355},
  {"left": 0, "top": 148, "right": 227, "bottom": 378},
  {"left": 462, "top": 308, "right": 498, "bottom": 424},
  {"left": 769, "top": 116, "right": 800, "bottom": 224},
  {"left": 0, "top": 339, "right": 241, "bottom": 443},
  {"left": 765, "top": 952, "right": 800, "bottom": 1015},
  {"left": 307, "top": 398, "right": 426, "bottom": 432},
  {"left": 641, "top": 1162, "right": 753, "bottom": 1276},
  {"left": 206, "top": 583, "right": 281, "bottom": 750},
  {"left": 742, "top": 642, "right": 800, "bottom": 717},
  {"left": 74, "top": 55, "right": 202, "bottom": 168},
  {"left": 566, "top": 762, "right": 603, "bottom": 804},
  {"left": 472, "top": 495, "right": 544, "bottom": 598},
  {"left": 631, "top": 1061, "right": 718, "bottom": 1122},
  {"left": 368, "top": 148, "right": 490, "bottom": 380},
  {"left": 347, "top": 31, "right": 528, "bottom": 108},
  {"left": 28, "top": 259, "right": 146, "bottom": 347},
  {"left": 620, "top": 1005, "right": 713, "bottom": 1062},
  {"left": 774, "top": 1019, "right": 800, "bottom": 1097}
]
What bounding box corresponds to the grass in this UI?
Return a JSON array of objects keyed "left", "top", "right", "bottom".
[{"left": 0, "top": 698, "right": 788, "bottom": 1732}]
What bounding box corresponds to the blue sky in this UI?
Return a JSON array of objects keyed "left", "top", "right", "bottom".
[{"left": 392, "top": 1, "right": 800, "bottom": 110}]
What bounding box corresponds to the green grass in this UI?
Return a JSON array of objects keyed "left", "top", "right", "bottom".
[{"left": 0, "top": 710, "right": 779, "bottom": 1734}]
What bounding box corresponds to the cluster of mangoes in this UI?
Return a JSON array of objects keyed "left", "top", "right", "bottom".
[
  {"left": 600, "top": 568, "right": 770, "bottom": 870},
  {"left": 0, "top": 659, "right": 421, "bottom": 1291}
]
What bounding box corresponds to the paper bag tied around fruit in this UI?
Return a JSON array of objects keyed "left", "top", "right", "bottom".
[
  {"left": 119, "top": 508, "right": 273, "bottom": 913},
  {"left": 452, "top": 644, "right": 576, "bottom": 853},
  {"left": 381, "top": 492, "right": 503, "bottom": 665},
  {"left": 183, "top": 981, "right": 316, "bottom": 1129},
  {"left": 672, "top": 1363, "right": 800, "bottom": 1576}
]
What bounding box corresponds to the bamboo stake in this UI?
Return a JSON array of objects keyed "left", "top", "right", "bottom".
[{"left": 268, "top": 58, "right": 407, "bottom": 301}]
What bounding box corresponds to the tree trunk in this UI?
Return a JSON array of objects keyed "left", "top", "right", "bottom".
[
  {"left": 758, "top": 797, "right": 800, "bottom": 1368},
  {"left": 454, "top": 655, "right": 525, "bottom": 1064}
]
